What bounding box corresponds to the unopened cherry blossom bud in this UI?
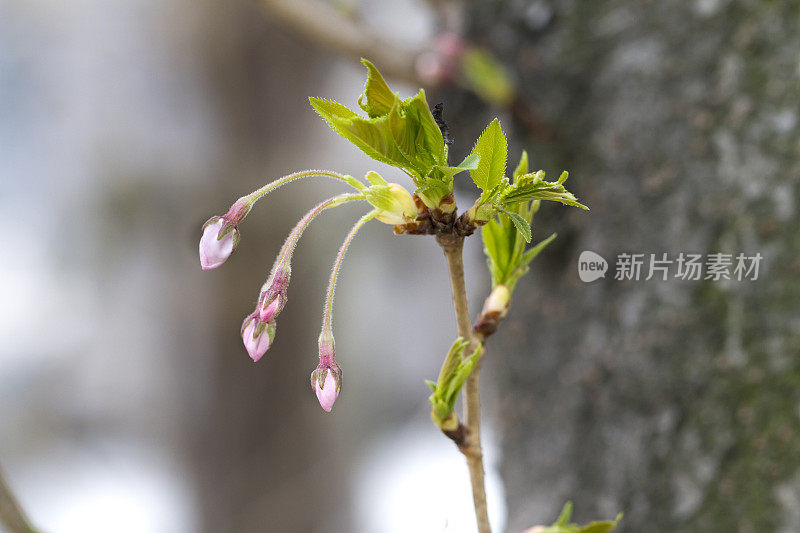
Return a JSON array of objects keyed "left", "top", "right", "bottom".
[
  {"left": 257, "top": 266, "right": 290, "bottom": 322},
  {"left": 310, "top": 362, "right": 342, "bottom": 413},
  {"left": 199, "top": 217, "right": 239, "bottom": 270},
  {"left": 415, "top": 33, "right": 466, "bottom": 86},
  {"left": 258, "top": 296, "right": 283, "bottom": 323},
  {"left": 241, "top": 315, "right": 276, "bottom": 362}
]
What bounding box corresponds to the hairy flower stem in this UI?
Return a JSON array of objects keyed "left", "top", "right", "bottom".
[
  {"left": 0, "top": 467, "right": 36, "bottom": 533},
  {"left": 270, "top": 193, "right": 364, "bottom": 277},
  {"left": 234, "top": 169, "right": 365, "bottom": 223},
  {"left": 320, "top": 210, "right": 378, "bottom": 343},
  {"left": 439, "top": 237, "right": 491, "bottom": 533}
]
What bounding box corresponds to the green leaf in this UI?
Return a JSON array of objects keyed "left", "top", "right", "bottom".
[
  {"left": 358, "top": 59, "right": 396, "bottom": 118},
  {"left": 436, "top": 153, "right": 480, "bottom": 180},
  {"left": 310, "top": 97, "right": 415, "bottom": 171},
  {"left": 535, "top": 503, "right": 622, "bottom": 533},
  {"left": 555, "top": 502, "right": 573, "bottom": 526},
  {"left": 498, "top": 208, "right": 531, "bottom": 243},
  {"left": 416, "top": 179, "right": 452, "bottom": 208},
  {"left": 428, "top": 339, "right": 482, "bottom": 428},
  {"left": 481, "top": 217, "right": 504, "bottom": 285},
  {"left": 576, "top": 516, "right": 623, "bottom": 533},
  {"left": 312, "top": 62, "right": 449, "bottom": 190},
  {"left": 365, "top": 170, "right": 387, "bottom": 186},
  {"left": 500, "top": 170, "right": 589, "bottom": 210},
  {"left": 461, "top": 49, "right": 515, "bottom": 106},
  {"left": 363, "top": 185, "right": 396, "bottom": 212},
  {"left": 521, "top": 233, "right": 556, "bottom": 266},
  {"left": 402, "top": 89, "right": 445, "bottom": 167},
  {"left": 436, "top": 337, "right": 469, "bottom": 385},
  {"left": 513, "top": 150, "right": 529, "bottom": 181},
  {"left": 469, "top": 118, "right": 507, "bottom": 192},
  {"left": 444, "top": 343, "right": 481, "bottom": 400}
]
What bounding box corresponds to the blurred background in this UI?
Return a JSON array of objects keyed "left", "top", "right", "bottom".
[{"left": 1, "top": 1, "right": 798, "bottom": 532}]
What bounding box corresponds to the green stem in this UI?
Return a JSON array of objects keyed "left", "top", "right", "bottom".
[
  {"left": 229, "top": 169, "right": 366, "bottom": 226},
  {"left": 245, "top": 169, "right": 365, "bottom": 204},
  {"left": 320, "top": 210, "right": 378, "bottom": 343}
]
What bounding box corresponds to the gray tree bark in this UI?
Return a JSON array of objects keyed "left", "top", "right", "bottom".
[{"left": 455, "top": 1, "right": 800, "bottom": 532}]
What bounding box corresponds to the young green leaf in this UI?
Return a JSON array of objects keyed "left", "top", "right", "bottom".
[
  {"left": 461, "top": 49, "right": 515, "bottom": 106},
  {"left": 531, "top": 502, "right": 622, "bottom": 533},
  {"left": 310, "top": 97, "right": 416, "bottom": 171},
  {"left": 469, "top": 118, "right": 507, "bottom": 192},
  {"left": 513, "top": 150, "right": 529, "bottom": 181},
  {"left": 358, "top": 59, "right": 396, "bottom": 118},
  {"left": 501, "top": 170, "right": 588, "bottom": 210},
  {"left": 427, "top": 338, "right": 482, "bottom": 428},
  {"left": 555, "top": 502, "right": 573, "bottom": 526},
  {"left": 363, "top": 185, "right": 397, "bottom": 212},
  {"left": 576, "top": 516, "right": 623, "bottom": 533},
  {"left": 521, "top": 232, "right": 556, "bottom": 266},
  {"left": 497, "top": 207, "right": 531, "bottom": 243},
  {"left": 402, "top": 90, "right": 445, "bottom": 167},
  {"left": 365, "top": 170, "right": 388, "bottom": 186}
]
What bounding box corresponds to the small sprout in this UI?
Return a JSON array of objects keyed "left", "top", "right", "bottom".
[
  {"left": 427, "top": 338, "right": 482, "bottom": 431},
  {"left": 522, "top": 502, "right": 623, "bottom": 533}
]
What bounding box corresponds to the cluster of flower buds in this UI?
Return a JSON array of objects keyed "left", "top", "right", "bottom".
[
  {"left": 199, "top": 199, "right": 250, "bottom": 270},
  {"left": 200, "top": 169, "right": 377, "bottom": 412},
  {"left": 239, "top": 265, "right": 290, "bottom": 362}
]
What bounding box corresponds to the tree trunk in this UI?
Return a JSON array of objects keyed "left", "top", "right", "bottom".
[{"left": 457, "top": 1, "right": 800, "bottom": 532}]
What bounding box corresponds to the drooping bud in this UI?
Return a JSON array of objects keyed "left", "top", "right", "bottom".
[
  {"left": 199, "top": 216, "right": 240, "bottom": 270},
  {"left": 257, "top": 266, "right": 290, "bottom": 322},
  {"left": 258, "top": 295, "right": 282, "bottom": 323},
  {"left": 310, "top": 362, "right": 342, "bottom": 413},
  {"left": 311, "top": 336, "right": 341, "bottom": 412},
  {"left": 374, "top": 183, "right": 420, "bottom": 226},
  {"left": 241, "top": 315, "right": 276, "bottom": 362}
]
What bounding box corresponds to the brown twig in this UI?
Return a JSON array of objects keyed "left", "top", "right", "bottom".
[
  {"left": 253, "top": 0, "right": 423, "bottom": 84},
  {"left": 0, "top": 467, "right": 36, "bottom": 533},
  {"left": 439, "top": 238, "right": 492, "bottom": 533}
]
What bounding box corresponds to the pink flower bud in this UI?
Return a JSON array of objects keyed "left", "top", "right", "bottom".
[
  {"left": 199, "top": 217, "right": 239, "bottom": 270},
  {"left": 258, "top": 296, "right": 282, "bottom": 323},
  {"left": 415, "top": 33, "right": 466, "bottom": 86},
  {"left": 241, "top": 315, "right": 276, "bottom": 362},
  {"left": 310, "top": 362, "right": 342, "bottom": 413},
  {"left": 257, "top": 267, "right": 290, "bottom": 322},
  {"left": 434, "top": 32, "right": 466, "bottom": 60}
]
